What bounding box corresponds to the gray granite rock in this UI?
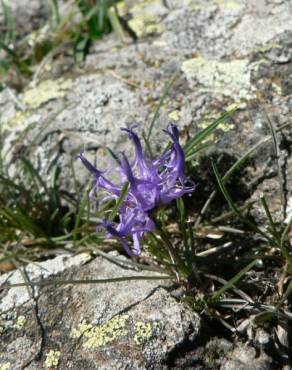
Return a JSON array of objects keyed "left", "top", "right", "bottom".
[
  {"left": 1, "top": 1, "right": 292, "bottom": 367},
  {"left": 0, "top": 254, "right": 200, "bottom": 369}
]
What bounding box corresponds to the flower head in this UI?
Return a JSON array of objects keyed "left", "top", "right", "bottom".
[{"left": 78, "top": 124, "right": 196, "bottom": 256}]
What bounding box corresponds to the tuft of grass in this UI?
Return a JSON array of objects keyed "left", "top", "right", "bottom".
[{"left": 0, "top": 0, "right": 124, "bottom": 87}]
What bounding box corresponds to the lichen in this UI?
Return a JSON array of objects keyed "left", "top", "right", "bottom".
[
  {"left": 3, "top": 110, "right": 32, "bottom": 131},
  {"left": 71, "top": 315, "right": 129, "bottom": 349},
  {"left": 215, "top": 0, "right": 240, "bottom": 9},
  {"left": 117, "top": 0, "right": 164, "bottom": 38},
  {"left": 45, "top": 350, "right": 61, "bottom": 368},
  {"left": 0, "top": 363, "right": 11, "bottom": 370},
  {"left": 181, "top": 57, "right": 258, "bottom": 102},
  {"left": 198, "top": 118, "right": 234, "bottom": 133},
  {"left": 196, "top": 110, "right": 236, "bottom": 144},
  {"left": 70, "top": 320, "right": 93, "bottom": 339},
  {"left": 22, "top": 78, "right": 72, "bottom": 109},
  {"left": 168, "top": 110, "right": 180, "bottom": 122},
  {"left": 251, "top": 43, "right": 281, "bottom": 54},
  {"left": 134, "top": 321, "right": 153, "bottom": 345},
  {"left": 13, "top": 315, "right": 26, "bottom": 330}
]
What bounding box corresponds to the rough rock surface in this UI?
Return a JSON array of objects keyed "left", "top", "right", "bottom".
[
  {"left": 0, "top": 0, "right": 292, "bottom": 368},
  {"left": 0, "top": 254, "right": 200, "bottom": 369},
  {"left": 1, "top": 0, "right": 291, "bottom": 200}
]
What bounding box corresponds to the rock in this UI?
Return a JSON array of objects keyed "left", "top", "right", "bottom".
[
  {"left": 221, "top": 345, "right": 273, "bottom": 370},
  {"left": 0, "top": 0, "right": 292, "bottom": 368},
  {"left": 0, "top": 0, "right": 49, "bottom": 37},
  {"left": 0, "top": 254, "right": 200, "bottom": 369}
]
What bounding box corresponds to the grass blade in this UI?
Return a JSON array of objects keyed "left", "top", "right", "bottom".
[
  {"left": 195, "top": 120, "right": 292, "bottom": 228},
  {"left": 212, "top": 259, "right": 259, "bottom": 301},
  {"left": 184, "top": 109, "right": 236, "bottom": 156},
  {"left": 280, "top": 216, "right": 292, "bottom": 249},
  {"left": 108, "top": 182, "right": 129, "bottom": 222},
  {"left": 212, "top": 161, "right": 272, "bottom": 242},
  {"left": 263, "top": 110, "right": 286, "bottom": 220},
  {"left": 260, "top": 196, "right": 280, "bottom": 243},
  {"left": 0, "top": 275, "right": 173, "bottom": 290},
  {"left": 146, "top": 70, "right": 180, "bottom": 142}
]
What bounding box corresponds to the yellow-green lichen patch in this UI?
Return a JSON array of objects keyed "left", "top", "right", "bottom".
[
  {"left": 3, "top": 110, "right": 32, "bottom": 131},
  {"left": 22, "top": 78, "right": 72, "bottom": 109},
  {"left": 168, "top": 110, "right": 180, "bottom": 122},
  {"left": 134, "top": 321, "right": 153, "bottom": 345},
  {"left": 215, "top": 0, "right": 240, "bottom": 9},
  {"left": 70, "top": 320, "right": 93, "bottom": 339},
  {"left": 13, "top": 315, "right": 26, "bottom": 330},
  {"left": 117, "top": 0, "right": 164, "bottom": 38},
  {"left": 251, "top": 43, "right": 281, "bottom": 54},
  {"left": 181, "top": 57, "right": 258, "bottom": 102},
  {"left": 45, "top": 350, "right": 61, "bottom": 368},
  {"left": 271, "top": 82, "right": 283, "bottom": 96},
  {"left": 71, "top": 315, "right": 129, "bottom": 350},
  {"left": 198, "top": 118, "right": 235, "bottom": 133},
  {"left": 196, "top": 111, "right": 236, "bottom": 144},
  {"left": 0, "top": 363, "right": 11, "bottom": 370}
]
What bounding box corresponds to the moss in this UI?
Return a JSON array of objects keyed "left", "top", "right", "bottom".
[
  {"left": 45, "top": 350, "right": 61, "bottom": 368},
  {"left": 22, "top": 78, "right": 72, "bottom": 109},
  {"left": 181, "top": 57, "right": 258, "bottom": 102}
]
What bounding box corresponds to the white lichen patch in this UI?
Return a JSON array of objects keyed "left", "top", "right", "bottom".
[
  {"left": 13, "top": 315, "right": 26, "bottom": 330},
  {"left": 0, "top": 363, "right": 11, "bottom": 370},
  {"left": 71, "top": 315, "right": 129, "bottom": 349},
  {"left": 134, "top": 322, "right": 153, "bottom": 345},
  {"left": 45, "top": 350, "right": 61, "bottom": 368},
  {"left": 181, "top": 57, "right": 258, "bottom": 102},
  {"left": 22, "top": 78, "right": 72, "bottom": 109}
]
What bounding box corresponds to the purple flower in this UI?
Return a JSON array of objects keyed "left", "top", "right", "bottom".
[{"left": 78, "top": 124, "right": 196, "bottom": 256}]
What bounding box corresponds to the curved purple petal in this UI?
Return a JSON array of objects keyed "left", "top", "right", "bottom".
[{"left": 78, "top": 123, "right": 196, "bottom": 257}]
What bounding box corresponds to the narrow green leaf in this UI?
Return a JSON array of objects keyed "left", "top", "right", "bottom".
[
  {"left": 260, "top": 196, "right": 280, "bottom": 244},
  {"left": 212, "top": 259, "right": 259, "bottom": 300},
  {"left": 263, "top": 111, "right": 286, "bottom": 220},
  {"left": 212, "top": 161, "right": 272, "bottom": 242},
  {"left": 146, "top": 71, "right": 180, "bottom": 142},
  {"left": 107, "top": 6, "right": 125, "bottom": 42},
  {"left": 1, "top": 275, "right": 173, "bottom": 290},
  {"left": 108, "top": 182, "right": 129, "bottom": 222},
  {"left": 195, "top": 121, "right": 292, "bottom": 229},
  {"left": 184, "top": 109, "right": 236, "bottom": 156},
  {"left": 19, "top": 157, "right": 49, "bottom": 196},
  {"left": 280, "top": 216, "right": 292, "bottom": 249}
]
